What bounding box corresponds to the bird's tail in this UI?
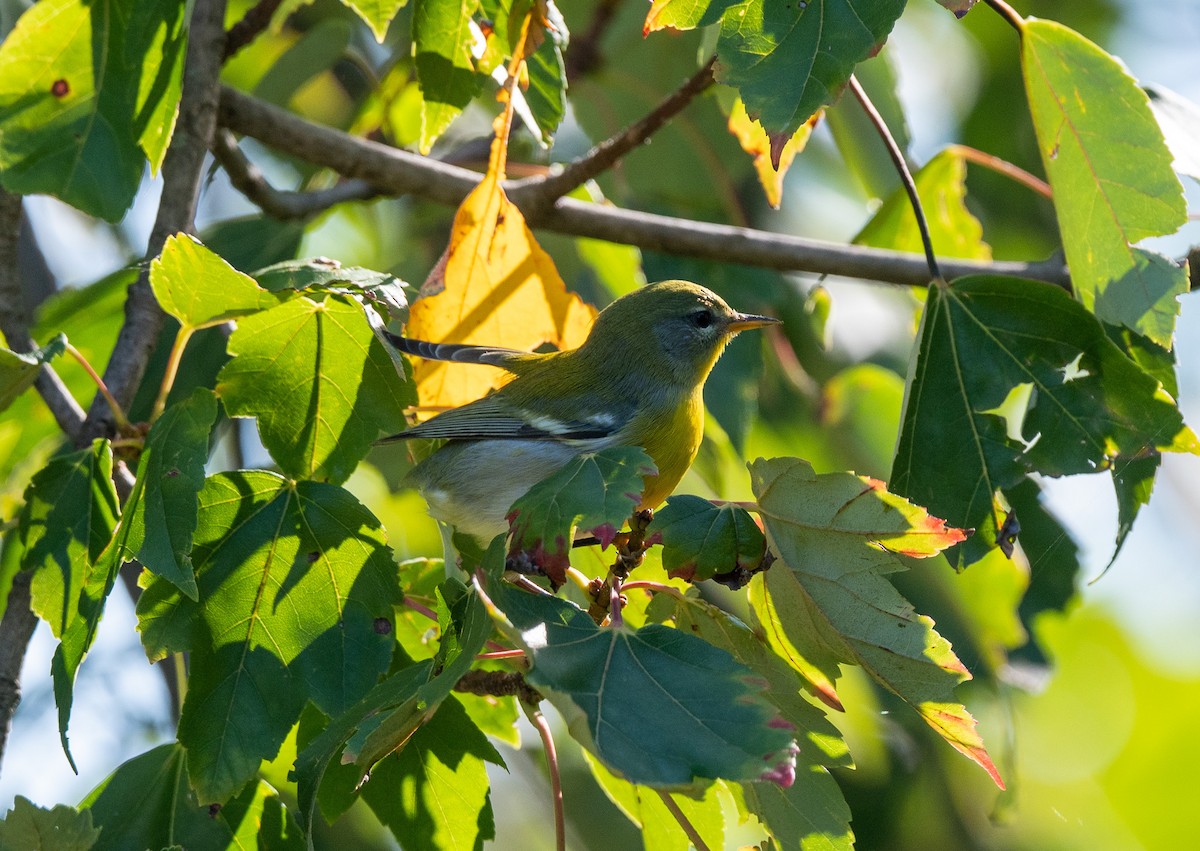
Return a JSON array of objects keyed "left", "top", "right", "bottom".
[{"left": 381, "top": 329, "right": 529, "bottom": 368}]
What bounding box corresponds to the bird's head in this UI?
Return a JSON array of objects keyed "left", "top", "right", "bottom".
[{"left": 582, "top": 281, "right": 780, "bottom": 386}]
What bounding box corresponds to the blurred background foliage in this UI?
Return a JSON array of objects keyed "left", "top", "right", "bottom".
[{"left": 3, "top": 0, "right": 1200, "bottom": 848}]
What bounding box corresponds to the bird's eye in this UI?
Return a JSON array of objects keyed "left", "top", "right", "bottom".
[{"left": 690, "top": 310, "right": 715, "bottom": 329}]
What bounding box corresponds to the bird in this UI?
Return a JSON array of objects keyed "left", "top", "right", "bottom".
[{"left": 377, "top": 280, "right": 780, "bottom": 543}]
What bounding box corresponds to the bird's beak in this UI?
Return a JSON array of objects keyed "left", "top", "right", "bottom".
[{"left": 727, "top": 312, "right": 782, "bottom": 332}]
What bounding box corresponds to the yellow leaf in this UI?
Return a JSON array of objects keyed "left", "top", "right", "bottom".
[
  {"left": 727, "top": 98, "right": 819, "bottom": 209},
  {"left": 407, "top": 152, "right": 595, "bottom": 411}
]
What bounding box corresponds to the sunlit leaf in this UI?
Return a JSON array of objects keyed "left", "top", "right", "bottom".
[
  {"left": 414, "top": 0, "right": 484, "bottom": 153},
  {"left": 150, "top": 234, "right": 279, "bottom": 330},
  {"left": 649, "top": 495, "right": 766, "bottom": 584},
  {"left": 742, "top": 776, "right": 854, "bottom": 851},
  {"left": 216, "top": 293, "right": 414, "bottom": 484},
  {"left": 1022, "top": 19, "right": 1187, "bottom": 346},
  {"left": 406, "top": 140, "right": 595, "bottom": 411},
  {"left": 892, "top": 276, "right": 1198, "bottom": 565},
  {"left": 0, "top": 796, "right": 99, "bottom": 851},
  {"left": 748, "top": 456, "right": 1003, "bottom": 787},
  {"left": 727, "top": 98, "right": 818, "bottom": 209},
  {"left": 343, "top": 0, "right": 410, "bottom": 41},
  {"left": 361, "top": 697, "right": 501, "bottom": 850},
  {"left": 0, "top": 335, "right": 64, "bottom": 414},
  {"left": 491, "top": 583, "right": 797, "bottom": 787},
  {"left": 252, "top": 257, "right": 410, "bottom": 316},
  {"left": 135, "top": 472, "right": 399, "bottom": 803},
  {"left": 507, "top": 446, "right": 655, "bottom": 587},
  {"left": 0, "top": 0, "right": 186, "bottom": 219},
  {"left": 855, "top": 148, "right": 992, "bottom": 261}
]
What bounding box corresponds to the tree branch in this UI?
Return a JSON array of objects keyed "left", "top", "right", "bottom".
[
  {"left": 211, "top": 129, "right": 381, "bottom": 220},
  {"left": 0, "top": 572, "right": 37, "bottom": 777},
  {"left": 216, "top": 86, "right": 1074, "bottom": 289},
  {"left": 223, "top": 0, "right": 285, "bottom": 62},
  {"left": 454, "top": 669, "right": 542, "bottom": 705},
  {"left": 85, "top": 0, "right": 229, "bottom": 440},
  {"left": 516, "top": 56, "right": 716, "bottom": 214}
]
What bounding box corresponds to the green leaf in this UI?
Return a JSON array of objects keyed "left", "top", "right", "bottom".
[
  {"left": 507, "top": 446, "right": 655, "bottom": 587},
  {"left": 523, "top": 1, "right": 568, "bottom": 143},
  {"left": 742, "top": 776, "right": 854, "bottom": 851},
  {"left": 19, "top": 441, "right": 120, "bottom": 769},
  {"left": 1022, "top": 19, "right": 1187, "bottom": 346},
  {"left": 0, "top": 335, "right": 64, "bottom": 413},
  {"left": 584, "top": 754, "right": 730, "bottom": 851},
  {"left": 135, "top": 472, "right": 399, "bottom": 802},
  {"left": 1110, "top": 453, "right": 1159, "bottom": 570},
  {"left": 116, "top": 388, "right": 217, "bottom": 600},
  {"left": 491, "top": 582, "right": 797, "bottom": 787},
  {"left": 414, "top": 0, "right": 485, "bottom": 154},
  {"left": 713, "top": 0, "right": 907, "bottom": 139},
  {"left": 649, "top": 495, "right": 765, "bottom": 584},
  {"left": 252, "top": 257, "right": 410, "bottom": 316},
  {"left": 150, "top": 234, "right": 280, "bottom": 330},
  {"left": 216, "top": 293, "right": 415, "bottom": 484},
  {"left": 361, "top": 697, "right": 500, "bottom": 850},
  {"left": 0, "top": 796, "right": 99, "bottom": 851},
  {"left": 855, "top": 148, "right": 992, "bottom": 261},
  {"left": 344, "top": 0, "right": 410, "bottom": 41},
  {"left": 892, "top": 276, "right": 1198, "bottom": 565},
  {"left": 0, "top": 0, "right": 187, "bottom": 220},
  {"left": 81, "top": 743, "right": 304, "bottom": 850},
  {"left": 748, "top": 456, "right": 1003, "bottom": 788}
]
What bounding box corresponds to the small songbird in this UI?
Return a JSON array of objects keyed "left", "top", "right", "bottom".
[{"left": 378, "top": 281, "right": 780, "bottom": 542}]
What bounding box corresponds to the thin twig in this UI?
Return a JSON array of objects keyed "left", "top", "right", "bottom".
[
  {"left": 849, "top": 75, "right": 942, "bottom": 282},
  {"left": 216, "top": 85, "right": 1074, "bottom": 289},
  {"left": 223, "top": 0, "right": 285, "bottom": 61},
  {"left": 211, "top": 129, "right": 380, "bottom": 220},
  {"left": 657, "top": 791, "right": 712, "bottom": 851},
  {"left": 516, "top": 56, "right": 717, "bottom": 214},
  {"left": 949, "top": 144, "right": 1051, "bottom": 199},
  {"left": 984, "top": 0, "right": 1025, "bottom": 31},
  {"left": 63, "top": 342, "right": 133, "bottom": 434},
  {"left": 523, "top": 702, "right": 566, "bottom": 851},
  {"left": 564, "top": 0, "right": 623, "bottom": 81}
]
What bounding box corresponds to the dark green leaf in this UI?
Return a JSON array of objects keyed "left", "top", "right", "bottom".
[
  {"left": 491, "top": 582, "right": 797, "bottom": 787},
  {"left": 0, "top": 335, "right": 64, "bottom": 413},
  {"left": 892, "top": 276, "right": 1198, "bottom": 565},
  {"left": 523, "top": 1, "right": 568, "bottom": 142},
  {"left": 81, "top": 743, "right": 303, "bottom": 850},
  {"left": 414, "top": 0, "right": 485, "bottom": 153},
  {"left": 253, "top": 17, "right": 353, "bottom": 106},
  {"left": 150, "top": 234, "right": 280, "bottom": 330},
  {"left": 1023, "top": 20, "right": 1187, "bottom": 345},
  {"left": 748, "top": 456, "right": 1002, "bottom": 787},
  {"left": 216, "top": 294, "right": 415, "bottom": 484},
  {"left": 0, "top": 0, "right": 187, "bottom": 219},
  {"left": 19, "top": 441, "right": 120, "bottom": 769},
  {"left": 361, "top": 696, "right": 500, "bottom": 850},
  {"left": 252, "top": 257, "right": 411, "bottom": 316},
  {"left": 507, "top": 446, "right": 654, "bottom": 587},
  {"left": 1110, "top": 453, "right": 1159, "bottom": 569},
  {"left": 0, "top": 796, "right": 99, "bottom": 851},
  {"left": 649, "top": 495, "right": 765, "bottom": 583},
  {"left": 113, "top": 389, "right": 218, "bottom": 600},
  {"left": 135, "top": 472, "right": 399, "bottom": 802},
  {"left": 713, "top": 0, "right": 907, "bottom": 139}
]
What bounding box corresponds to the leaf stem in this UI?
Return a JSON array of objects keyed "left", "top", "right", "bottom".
[
  {"left": 171, "top": 652, "right": 188, "bottom": 721},
  {"left": 404, "top": 596, "right": 440, "bottom": 622},
  {"left": 151, "top": 326, "right": 194, "bottom": 423},
  {"left": 523, "top": 702, "right": 566, "bottom": 851},
  {"left": 849, "top": 75, "right": 942, "bottom": 283},
  {"left": 656, "top": 791, "right": 712, "bottom": 851},
  {"left": 64, "top": 342, "right": 134, "bottom": 434},
  {"left": 948, "top": 144, "right": 1051, "bottom": 199},
  {"left": 476, "top": 648, "right": 527, "bottom": 661},
  {"left": 619, "top": 580, "right": 683, "bottom": 598},
  {"left": 983, "top": 0, "right": 1025, "bottom": 32}
]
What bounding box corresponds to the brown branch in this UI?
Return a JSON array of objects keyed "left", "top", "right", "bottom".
[
  {"left": 216, "top": 86, "right": 1074, "bottom": 289},
  {"left": 454, "top": 669, "right": 542, "bottom": 705},
  {"left": 84, "top": 0, "right": 229, "bottom": 440},
  {"left": 850, "top": 75, "right": 941, "bottom": 282},
  {"left": 223, "top": 0, "right": 285, "bottom": 62},
  {"left": 0, "top": 573, "right": 38, "bottom": 776},
  {"left": 211, "top": 129, "right": 381, "bottom": 220},
  {"left": 514, "top": 56, "right": 717, "bottom": 215}
]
